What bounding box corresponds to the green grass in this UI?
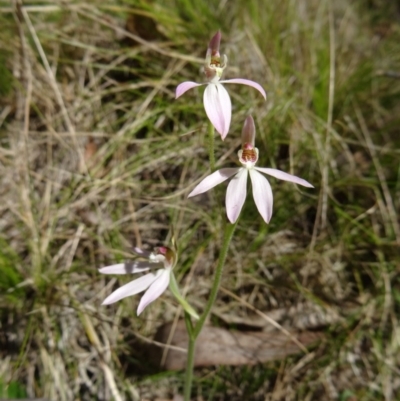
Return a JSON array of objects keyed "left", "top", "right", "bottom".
[
  {"left": 0, "top": 379, "right": 27, "bottom": 399},
  {"left": 0, "top": 0, "right": 399, "bottom": 399}
]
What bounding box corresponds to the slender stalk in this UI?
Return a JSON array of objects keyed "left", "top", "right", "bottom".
[
  {"left": 183, "top": 312, "right": 196, "bottom": 401},
  {"left": 170, "top": 273, "right": 199, "bottom": 319},
  {"left": 183, "top": 221, "right": 238, "bottom": 400},
  {"left": 207, "top": 121, "right": 216, "bottom": 171},
  {"left": 183, "top": 310, "right": 194, "bottom": 337}
]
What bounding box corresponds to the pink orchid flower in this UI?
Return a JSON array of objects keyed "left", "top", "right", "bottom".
[
  {"left": 188, "top": 116, "right": 314, "bottom": 223},
  {"left": 99, "top": 246, "right": 176, "bottom": 315},
  {"left": 175, "top": 31, "right": 266, "bottom": 140}
]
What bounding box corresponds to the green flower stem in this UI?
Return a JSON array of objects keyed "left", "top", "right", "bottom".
[
  {"left": 183, "top": 312, "right": 195, "bottom": 401},
  {"left": 207, "top": 121, "right": 216, "bottom": 171},
  {"left": 170, "top": 273, "right": 199, "bottom": 320},
  {"left": 183, "top": 220, "right": 238, "bottom": 400}
]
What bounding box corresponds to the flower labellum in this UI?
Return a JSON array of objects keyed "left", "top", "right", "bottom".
[
  {"left": 188, "top": 116, "right": 314, "bottom": 223},
  {"left": 175, "top": 31, "right": 266, "bottom": 140}
]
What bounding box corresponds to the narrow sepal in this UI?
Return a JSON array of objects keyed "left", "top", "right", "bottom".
[
  {"left": 255, "top": 167, "right": 314, "bottom": 188},
  {"left": 241, "top": 115, "right": 256, "bottom": 147},
  {"left": 176, "top": 81, "right": 203, "bottom": 98},
  {"left": 249, "top": 169, "right": 273, "bottom": 223},
  {"left": 221, "top": 78, "right": 266, "bottom": 100},
  {"left": 225, "top": 169, "right": 248, "bottom": 223},
  {"left": 188, "top": 168, "right": 239, "bottom": 197},
  {"left": 203, "top": 83, "right": 231, "bottom": 138},
  {"left": 99, "top": 262, "right": 152, "bottom": 275},
  {"left": 137, "top": 269, "right": 170, "bottom": 315},
  {"left": 101, "top": 273, "right": 157, "bottom": 305}
]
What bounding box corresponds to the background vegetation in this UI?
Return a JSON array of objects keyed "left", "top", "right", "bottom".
[{"left": 0, "top": 0, "right": 399, "bottom": 400}]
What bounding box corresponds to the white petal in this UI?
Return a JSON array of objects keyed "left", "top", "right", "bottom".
[
  {"left": 188, "top": 168, "right": 239, "bottom": 197},
  {"left": 101, "top": 273, "right": 157, "bottom": 305},
  {"left": 99, "top": 262, "right": 152, "bottom": 275},
  {"left": 175, "top": 81, "right": 203, "bottom": 98},
  {"left": 137, "top": 269, "right": 170, "bottom": 315},
  {"left": 203, "top": 83, "right": 232, "bottom": 139},
  {"left": 226, "top": 169, "right": 248, "bottom": 223},
  {"left": 221, "top": 78, "right": 267, "bottom": 99},
  {"left": 255, "top": 167, "right": 314, "bottom": 188},
  {"left": 249, "top": 169, "right": 273, "bottom": 223}
]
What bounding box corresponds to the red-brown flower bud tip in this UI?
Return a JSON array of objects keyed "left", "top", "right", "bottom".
[
  {"left": 208, "top": 31, "right": 221, "bottom": 56},
  {"left": 241, "top": 116, "right": 256, "bottom": 147}
]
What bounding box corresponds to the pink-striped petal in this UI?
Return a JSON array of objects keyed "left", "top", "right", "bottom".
[
  {"left": 175, "top": 81, "right": 203, "bottom": 98},
  {"left": 221, "top": 78, "right": 267, "bottom": 100},
  {"left": 188, "top": 168, "right": 239, "bottom": 197},
  {"left": 204, "top": 83, "right": 232, "bottom": 139},
  {"left": 249, "top": 169, "right": 273, "bottom": 223},
  {"left": 99, "top": 262, "right": 152, "bottom": 275},
  {"left": 137, "top": 269, "right": 170, "bottom": 315},
  {"left": 226, "top": 168, "right": 248, "bottom": 223},
  {"left": 255, "top": 167, "right": 314, "bottom": 188},
  {"left": 101, "top": 272, "right": 157, "bottom": 305}
]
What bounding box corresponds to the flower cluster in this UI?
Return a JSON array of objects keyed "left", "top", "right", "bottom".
[{"left": 98, "top": 31, "right": 313, "bottom": 315}]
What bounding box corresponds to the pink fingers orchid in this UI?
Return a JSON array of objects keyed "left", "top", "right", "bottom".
[
  {"left": 188, "top": 116, "right": 314, "bottom": 223},
  {"left": 176, "top": 31, "right": 266, "bottom": 140},
  {"left": 99, "top": 246, "right": 176, "bottom": 315}
]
